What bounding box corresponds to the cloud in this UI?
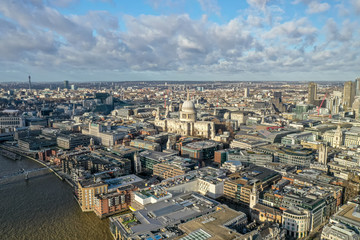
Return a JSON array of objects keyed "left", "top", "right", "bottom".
[
  {"left": 247, "top": 0, "right": 270, "bottom": 11},
  {"left": 146, "top": 0, "right": 185, "bottom": 10},
  {"left": 351, "top": 0, "right": 360, "bottom": 14},
  {"left": 307, "top": 1, "right": 330, "bottom": 14},
  {"left": 47, "top": 0, "right": 78, "bottom": 8},
  {"left": 325, "top": 19, "right": 354, "bottom": 42},
  {"left": 197, "top": 0, "right": 221, "bottom": 15},
  {"left": 0, "top": 0, "right": 359, "bottom": 79},
  {"left": 293, "top": 0, "right": 330, "bottom": 14},
  {"left": 263, "top": 18, "right": 317, "bottom": 48}
]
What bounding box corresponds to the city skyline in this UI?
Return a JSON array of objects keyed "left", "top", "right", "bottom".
[{"left": 0, "top": 0, "right": 360, "bottom": 82}]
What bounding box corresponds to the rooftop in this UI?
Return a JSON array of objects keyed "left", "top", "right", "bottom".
[
  {"left": 176, "top": 205, "right": 247, "bottom": 240},
  {"left": 332, "top": 201, "right": 360, "bottom": 230},
  {"left": 104, "top": 174, "right": 144, "bottom": 190},
  {"left": 110, "top": 193, "right": 219, "bottom": 238},
  {"left": 139, "top": 150, "right": 177, "bottom": 161},
  {"left": 183, "top": 140, "right": 218, "bottom": 150}
]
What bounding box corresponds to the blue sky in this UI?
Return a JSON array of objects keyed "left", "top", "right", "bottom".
[{"left": 0, "top": 0, "right": 359, "bottom": 82}]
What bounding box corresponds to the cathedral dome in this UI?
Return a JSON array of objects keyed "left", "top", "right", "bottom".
[{"left": 182, "top": 100, "right": 196, "bottom": 113}]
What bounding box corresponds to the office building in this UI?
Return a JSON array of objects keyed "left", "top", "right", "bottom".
[
  {"left": 321, "top": 222, "right": 360, "bottom": 240},
  {"left": 82, "top": 123, "right": 130, "bottom": 147},
  {"left": 308, "top": 82, "right": 317, "bottom": 105},
  {"left": 356, "top": 77, "right": 360, "bottom": 96},
  {"left": 0, "top": 116, "right": 25, "bottom": 129},
  {"left": 318, "top": 143, "right": 328, "bottom": 164},
  {"left": 330, "top": 198, "right": 360, "bottom": 233},
  {"left": 136, "top": 150, "right": 177, "bottom": 171},
  {"left": 109, "top": 193, "right": 220, "bottom": 239},
  {"left": 153, "top": 156, "right": 195, "bottom": 180},
  {"left": 130, "top": 139, "right": 161, "bottom": 151},
  {"left": 223, "top": 165, "right": 281, "bottom": 205},
  {"left": 214, "top": 148, "right": 239, "bottom": 165},
  {"left": 64, "top": 80, "right": 69, "bottom": 89},
  {"left": 177, "top": 205, "right": 248, "bottom": 240},
  {"left": 57, "top": 133, "right": 91, "bottom": 150},
  {"left": 282, "top": 208, "right": 311, "bottom": 239},
  {"left": 244, "top": 87, "right": 250, "bottom": 98},
  {"left": 277, "top": 146, "right": 315, "bottom": 167},
  {"left": 343, "top": 81, "right": 355, "bottom": 109},
  {"left": 181, "top": 140, "right": 220, "bottom": 160}
]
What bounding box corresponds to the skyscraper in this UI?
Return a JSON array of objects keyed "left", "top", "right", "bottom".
[
  {"left": 307, "top": 82, "right": 317, "bottom": 105},
  {"left": 343, "top": 81, "right": 355, "bottom": 109},
  {"left": 64, "top": 80, "right": 69, "bottom": 89},
  {"left": 318, "top": 144, "right": 328, "bottom": 165},
  {"left": 244, "top": 88, "right": 250, "bottom": 98},
  {"left": 356, "top": 78, "right": 360, "bottom": 96}
]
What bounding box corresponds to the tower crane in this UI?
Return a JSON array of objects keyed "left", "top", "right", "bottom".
[{"left": 317, "top": 93, "right": 327, "bottom": 115}]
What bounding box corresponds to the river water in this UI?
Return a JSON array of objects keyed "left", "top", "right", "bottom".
[{"left": 0, "top": 155, "right": 113, "bottom": 240}]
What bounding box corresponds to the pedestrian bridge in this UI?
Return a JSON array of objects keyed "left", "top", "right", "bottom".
[{"left": 0, "top": 167, "right": 50, "bottom": 184}]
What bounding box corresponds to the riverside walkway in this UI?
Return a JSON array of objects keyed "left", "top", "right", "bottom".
[{"left": 0, "top": 144, "right": 63, "bottom": 181}]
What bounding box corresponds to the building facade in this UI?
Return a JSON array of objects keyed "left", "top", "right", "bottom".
[
  {"left": 77, "top": 180, "right": 108, "bottom": 212},
  {"left": 154, "top": 91, "right": 216, "bottom": 139},
  {"left": 308, "top": 82, "right": 317, "bottom": 105}
]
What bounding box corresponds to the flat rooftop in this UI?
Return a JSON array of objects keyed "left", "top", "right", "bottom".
[
  {"left": 111, "top": 193, "right": 219, "bottom": 238},
  {"left": 139, "top": 150, "right": 177, "bottom": 160},
  {"left": 105, "top": 174, "right": 144, "bottom": 190},
  {"left": 333, "top": 202, "right": 360, "bottom": 229},
  {"left": 176, "top": 205, "right": 246, "bottom": 240},
  {"left": 184, "top": 141, "right": 218, "bottom": 150}
]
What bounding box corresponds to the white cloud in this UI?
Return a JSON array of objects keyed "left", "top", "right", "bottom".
[
  {"left": 293, "top": 0, "right": 330, "bottom": 14},
  {"left": 197, "top": 0, "right": 221, "bottom": 15},
  {"left": 0, "top": 0, "right": 359, "bottom": 80},
  {"left": 351, "top": 0, "right": 360, "bottom": 14},
  {"left": 47, "top": 0, "right": 78, "bottom": 8},
  {"left": 325, "top": 19, "right": 354, "bottom": 42},
  {"left": 307, "top": 1, "right": 330, "bottom": 14},
  {"left": 247, "top": 0, "right": 270, "bottom": 11}
]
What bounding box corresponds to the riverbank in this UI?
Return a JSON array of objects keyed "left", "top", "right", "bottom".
[
  {"left": 0, "top": 155, "right": 113, "bottom": 240},
  {"left": 0, "top": 144, "right": 63, "bottom": 181}
]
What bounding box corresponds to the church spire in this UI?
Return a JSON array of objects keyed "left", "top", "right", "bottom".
[{"left": 187, "top": 88, "right": 190, "bottom": 101}]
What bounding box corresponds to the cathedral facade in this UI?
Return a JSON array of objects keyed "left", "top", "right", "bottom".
[{"left": 154, "top": 93, "right": 216, "bottom": 139}]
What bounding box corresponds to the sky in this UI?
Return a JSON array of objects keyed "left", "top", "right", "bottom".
[{"left": 0, "top": 0, "right": 359, "bottom": 82}]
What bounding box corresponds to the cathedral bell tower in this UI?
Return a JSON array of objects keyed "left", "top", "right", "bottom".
[
  {"left": 249, "top": 184, "right": 259, "bottom": 209},
  {"left": 333, "top": 125, "right": 343, "bottom": 148}
]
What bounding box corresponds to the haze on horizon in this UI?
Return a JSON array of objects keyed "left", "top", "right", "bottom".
[{"left": 0, "top": 0, "right": 359, "bottom": 83}]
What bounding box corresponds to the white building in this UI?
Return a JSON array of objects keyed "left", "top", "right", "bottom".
[
  {"left": 82, "top": 123, "right": 128, "bottom": 147},
  {"left": 321, "top": 223, "right": 360, "bottom": 240},
  {"left": 0, "top": 116, "right": 25, "bottom": 130},
  {"left": 154, "top": 91, "right": 215, "bottom": 139},
  {"left": 282, "top": 208, "right": 311, "bottom": 239}
]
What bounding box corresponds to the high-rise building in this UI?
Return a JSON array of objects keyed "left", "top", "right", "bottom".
[
  {"left": 244, "top": 87, "right": 250, "bottom": 98},
  {"left": 356, "top": 78, "right": 360, "bottom": 96},
  {"left": 327, "top": 96, "right": 341, "bottom": 114},
  {"left": 318, "top": 144, "right": 328, "bottom": 165},
  {"left": 28, "top": 75, "right": 32, "bottom": 91},
  {"left": 343, "top": 81, "right": 355, "bottom": 109},
  {"left": 308, "top": 82, "right": 317, "bottom": 105},
  {"left": 64, "top": 80, "right": 69, "bottom": 89}
]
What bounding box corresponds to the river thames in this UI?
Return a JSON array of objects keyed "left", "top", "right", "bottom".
[{"left": 0, "top": 155, "right": 113, "bottom": 240}]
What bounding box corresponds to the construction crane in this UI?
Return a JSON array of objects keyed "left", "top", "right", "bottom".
[{"left": 317, "top": 93, "right": 327, "bottom": 115}]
